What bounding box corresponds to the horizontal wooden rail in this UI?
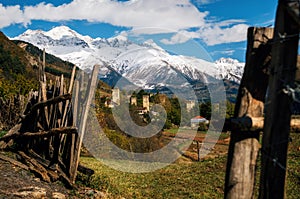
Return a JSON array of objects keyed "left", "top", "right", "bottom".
[
  {"left": 0, "top": 127, "right": 78, "bottom": 142},
  {"left": 225, "top": 116, "right": 300, "bottom": 132},
  {"left": 25, "top": 93, "right": 72, "bottom": 116}
]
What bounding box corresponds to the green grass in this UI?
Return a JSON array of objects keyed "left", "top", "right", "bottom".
[
  {"left": 286, "top": 133, "right": 300, "bottom": 199},
  {"left": 164, "top": 128, "right": 179, "bottom": 135},
  {"left": 79, "top": 133, "right": 300, "bottom": 199},
  {"left": 218, "top": 132, "right": 230, "bottom": 140},
  {"left": 80, "top": 157, "right": 226, "bottom": 198},
  {"left": 0, "top": 131, "right": 7, "bottom": 138}
]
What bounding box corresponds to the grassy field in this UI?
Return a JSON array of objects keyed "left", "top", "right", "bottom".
[
  {"left": 286, "top": 133, "right": 300, "bottom": 199},
  {"left": 80, "top": 157, "right": 226, "bottom": 198},
  {"left": 79, "top": 133, "right": 300, "bottom": 199}
]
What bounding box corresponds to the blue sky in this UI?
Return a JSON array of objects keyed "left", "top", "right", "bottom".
[{"left": 0, "top": 0, "right": 278, "bottom": 62}]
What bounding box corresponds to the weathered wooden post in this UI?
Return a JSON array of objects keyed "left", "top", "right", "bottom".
[
  {"left": 70, "top": 64, "right": 100, "bottom": 183},
  {"left": 197, "top": 141, "right": 200, "bottom": 161},
  {"left": 224, "top": 27, "right": 273, "bottom": 198},
  {"left": 259, "top": 0, "right": 300, "bottom": 198}
]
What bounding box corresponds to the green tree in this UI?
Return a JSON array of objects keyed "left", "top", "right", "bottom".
[
  {"left": 226, "top": 101, "right": 235, "bottom": 118},
  {"left": 200, "top": 102, "right": 211, "bottom": 120}
]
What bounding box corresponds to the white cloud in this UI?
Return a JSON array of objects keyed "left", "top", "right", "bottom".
[
  {"left": 198, "top": 23, "right": 249, "bottom": 45},
  {"left": 0, "top": 0, "right": 249, "bottom": 46},
  {"left": 160, "top": 23, "right": 249, "bottom": 46},
  {"left": 217, "top": 19, "right": 247, "bottom": 27},
  {"left": 190, "top": 0, "right": 218, "bottom": 6},
  {"left": 0, "top": 4, "right": 27, "bottom": 28},
  {"left": 211, "top": 49, "right": 235, "bottom": 56},
  {"left": 161, "top": 34, "right": 189, "bottom": 45},
  {"left": 160, "top": 30, "right": 199, "bottom": 44},
  {"left": 22, "top": 0, "right": 207, "bottom": 31}
]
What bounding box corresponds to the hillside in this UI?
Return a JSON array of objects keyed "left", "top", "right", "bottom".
[
  {"left": 0, "top": 31, "right": 39, "bottom": 97},
  {"left": 0, "top": 31, "right": 78, "bottom": 98},
  {"left": 13, "top": 40, "right": 77, "bottom": 78},
  {"left": 0, "top": 31, "right": 87, "bottom": 131}
]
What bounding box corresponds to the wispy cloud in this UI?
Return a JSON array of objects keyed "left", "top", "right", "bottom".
[
  {"left": 211, "top": 49, "right": 235, "bottom": 56},
  {"left": 0, "top": 0, "right": 249, "bottom": 46},
  {"left": 259, "top": 19, "right": 275, "bottom": 27},
  {"left": 217, "top": 19, "right": 247, "bottom": 27},
  {"left": 160, "top": 30, "right": 199, "bottom": 45},
  {"left": 161, "top": 23, "right": 249, "bottom": 46},
  {"left": 237, "top": 47, "right": 247, "bottom": 51},
  {"left": 198, "top": 23, "right": 249, "bottom": 45},
  {"left": 190, "top": 0, "right": 219, "bottom": 6}
]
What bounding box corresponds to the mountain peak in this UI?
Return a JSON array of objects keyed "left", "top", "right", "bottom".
[
  {"left": 13, "top": 26, "right": 244, "bottom": 85},
  {"left": 107, "top": 34, "right": 128, "bottom": 42},
  {"left": 215, "top": 57, "right": 245, "bottom": 83},
  {"left": 44, "top": 26, "right": 82, "bottom": 40},
  {"left": 21, "top": 29, "right": 45, "bottom": 36},
  {"left": 215, "top": 57, "right": 241, "bottom": 64},
  {"left": 143, "top": 39, "right": 165, "bottom": 51}
]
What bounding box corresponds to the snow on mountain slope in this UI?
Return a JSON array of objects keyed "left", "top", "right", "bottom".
[
  {"left": 13, "top": 26, "right": 244, "bottom": 87},
  {"left": 215, "top": 57, "right": 244, "bottom": 83},
  {"left": 44, "top": 26, "right": 93, "bottom": 43}
]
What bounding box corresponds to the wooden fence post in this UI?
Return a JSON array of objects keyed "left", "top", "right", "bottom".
[
  {"left": 259, "top": 1, "right": 300, "bottom": 198},
  {"left": 70, "top": 64, "right": 100, "bottom": 183},
  {"left": 197, "top": 141, "right": 200, "bottom": 161},
  {"left": 224, "top": 27, "right": 273, "bottom": 198}
]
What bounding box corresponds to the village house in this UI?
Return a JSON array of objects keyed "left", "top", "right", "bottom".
[{"left": 190, "top": 116, "right": 209, "bottom": 129}]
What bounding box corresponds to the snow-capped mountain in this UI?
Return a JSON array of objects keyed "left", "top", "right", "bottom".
[
  {"left": 215, "top": 57, "right": 244, "bottom": 83},
  {"left": 13, "top": 26, "right": 244, "bottom": 88}
]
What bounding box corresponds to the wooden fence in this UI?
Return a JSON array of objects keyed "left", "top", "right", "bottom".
[
  {"left": 0, "top": 51, "right": 100, "bottom": 185},
  {"left": 225, "top": 0, "right": 300, "bottom": 198},
  {"left": 0, "top": 95, "right": 26, "bottom": 131}
]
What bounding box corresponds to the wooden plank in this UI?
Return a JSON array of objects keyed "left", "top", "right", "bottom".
[
  {"left": 41, "top": 82, "right": 50, "bottom": 129},
  {"left": 259, "top": 1, "right": 300, "bottom": 198},
  {"left": 196, "top": 141, "right": 200, "bottom": 162},
  {"left": 0, "top": 154, "right": 28, "bottom": 170},
  {"left": 224, "top": 27, "right": 273, "bottom": 199},
  {"left": 78, "top": 164, "right": 94, "bottom": 177},
  {"left": 27, "top": 150, "right": 60, "bottom": 182},
  {"left": 226, "top": 117, "right": 300, "bottom": 132},
  {"left": 70, "top": 65, "right": 99, "bottom": 183},
  {"left": 73, "top": 80, "right": 79, "bottom": 127},
  {"left": 18, "top": 151, "right": 51, "bottom": 183},
  {"left": 0, "top": 124, "right": 21, "bottom": 149},
  {"left": 38, "top": 56, "right": 41, "bottom": 82},
  {"left": 27, "top": 93, "right": 71, "bottom": 114},
  {"left": 67, "top": 80, "right": 79, "bottom": 176},
  {"left": 61, "top": 66, "right": 77, "bottom": 127},
  {"left": 0, "top": 127, "right": 77, "bottom": 141},
  {"left": 58, "top": 74, "right": 64, "bottom": 127},
  {"left": 49, "top": 76, "right": 63, "bottom": 169},
  {"left": 42, "top": 48, "right": 46, "bottom": 82},
  {"left": 48, "top": 77, "right": 60, "bottom": 128},
  {"left": 68, "top": 66, "right": 77, "bottom": 94},
  {"left": 59, "top": 67, "right": 77, "bottom": 169}
]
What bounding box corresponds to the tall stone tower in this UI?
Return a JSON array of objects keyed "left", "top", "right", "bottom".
[
  {"left": 112, "top": 87, "right": 120, "bottom": 106},
  {"left": 186, "top": 100, "right": 196, "bottom": 112},
  {"left": 130, "top": 96, "right": 137, "bottom": 106},
  {"left": 143, "top": 95, "right": 150, "bottom": 112}
]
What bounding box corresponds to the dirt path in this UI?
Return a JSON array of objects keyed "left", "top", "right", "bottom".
[
  {"left": 0, "top": 152, "right": 108, "bottom": 199},
  {"left": 162, "top": 131, "right": 230, "bottom": 161},
  {"left": 0, "top": 156, "right": 69, "bottom": 198}
]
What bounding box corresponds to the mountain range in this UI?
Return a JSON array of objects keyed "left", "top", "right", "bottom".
[{"left": 13, "top": 26, "right": 244, "bottom": 101}]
